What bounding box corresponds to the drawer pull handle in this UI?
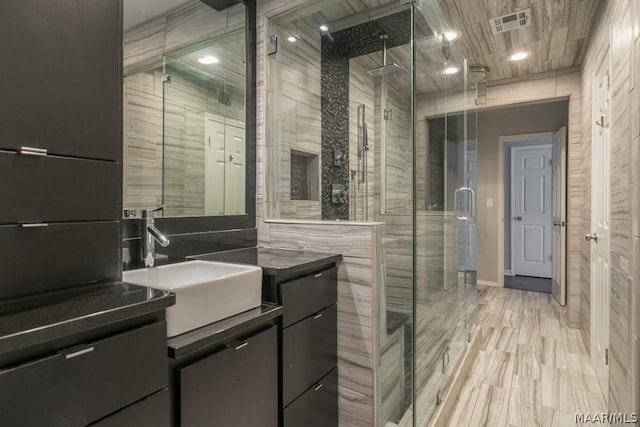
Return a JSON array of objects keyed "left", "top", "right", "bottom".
[
  {"left": 65, "top": 347, "right": 94, "bottom": 359},
  {"left": 314, "top": 313, "right": 323, "bottom": 319},
  {"left": 20, "top": 223, "right": 48, "bottom": 228},
  {"left": 235, "top": 342, "right": 248, "bottom": 350},
  {"left": 314, "top": 384, "right": 324, "bottom": 392},
  {"left": 314, "top": 273, "right": 323, "bottom": 278},
  {"left": 20, "top": 146, "right": 48, "bottom": 156}
]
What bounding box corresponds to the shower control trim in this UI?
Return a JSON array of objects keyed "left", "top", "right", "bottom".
[{"left": 331, "top": 184, "right": 347, "bottom": 205}]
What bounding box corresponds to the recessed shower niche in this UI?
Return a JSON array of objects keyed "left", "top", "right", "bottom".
[{"left": 290, "top": 150, "right": 319, "bottom": 201}]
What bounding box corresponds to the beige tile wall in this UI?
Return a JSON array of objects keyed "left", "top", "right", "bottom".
[
  {"left": 262, "top": 220, "right": 383, "bottom": 427},
  {"left": 266, "top": 18, "right": 323, "bottom": 219}
]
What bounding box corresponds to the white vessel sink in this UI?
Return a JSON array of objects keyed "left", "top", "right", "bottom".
[{"left": 123, "top": 261, "right": 262, "bottom": 337}]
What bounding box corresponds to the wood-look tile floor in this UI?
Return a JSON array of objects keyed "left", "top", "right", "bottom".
[{"left": 446, "top": 286, "right": 608, "bottom": 427}]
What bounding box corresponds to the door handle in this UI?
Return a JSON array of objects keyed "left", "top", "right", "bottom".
[
  {"left": 553, "top": 220, "right": 560, "bottom": 226},
  {"left": 514, "top": 216, "right": 523, "bottom": 221},
  {"left": 585, "top": 233, "right": 598, "bottom": 242},
  {"left": 454, "top": 187, "right": 474, "bottom": 221}
]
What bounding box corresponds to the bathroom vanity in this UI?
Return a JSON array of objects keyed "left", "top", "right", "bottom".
[
  {"left": 191, "top": 247, "right": 342, "bottom": 427},
  {"left": 0, "top": 283, "right": 175, "bottom": 426}
]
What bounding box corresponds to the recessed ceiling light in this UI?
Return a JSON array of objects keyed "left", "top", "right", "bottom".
[
  {"left": 443, "top": 66, "right": 459, "bottom": 75},
  {"left": 197, "top": 55, "right": 219, "bottom": 65},
  {"left": 320, "top": 25, "right": 329, "bottom": 32},
  {"left": 443, "top": 31, "right": 458, "bottom": 41},
  {"left": 509, "top": 51, "right": 529, "bottom": 61},
  {"left": 287, "top": 36, "right": 297, "bottom": 42}
]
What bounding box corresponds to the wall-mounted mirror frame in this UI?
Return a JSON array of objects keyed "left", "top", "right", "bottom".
[{"left": 123, "top": 0, "right": 256, "bottom": 235}]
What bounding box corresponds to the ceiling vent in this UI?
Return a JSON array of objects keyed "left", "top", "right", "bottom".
[{"left": 489, "top": 8, "right": 532, "bottom": 34}]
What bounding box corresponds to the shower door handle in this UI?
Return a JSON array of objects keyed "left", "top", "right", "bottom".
[{"left": 454, "top": 187, "right": 474, "bottom": 221}]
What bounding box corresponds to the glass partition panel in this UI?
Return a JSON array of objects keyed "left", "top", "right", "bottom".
[
  {"left": 413, "top": 1, "right": 478, "bottom": 425},
  {"left": 265, "top": 1, "right": 478, "bottom": 425}
]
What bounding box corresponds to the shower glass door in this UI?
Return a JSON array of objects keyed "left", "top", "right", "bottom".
[{"left": 412, "top": 1, "right": 478, "bottom": 425}]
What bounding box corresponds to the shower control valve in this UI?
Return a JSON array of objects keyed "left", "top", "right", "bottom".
[{"left": 332, "top": 184, "right": 348, "bottom": 205}]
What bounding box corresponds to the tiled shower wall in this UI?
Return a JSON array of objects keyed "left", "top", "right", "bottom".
[
  {"left": 579, "top": 0, "right": 640, "bottom": 419},
  {"left": 257, "top": 1, "right": 397, "bottom": 426},
  {"left": 266, "top": 18, "right": 323, "bottom": 220},
  {"left": 348, "top": 57, "right": 376, "bottom": 222}
]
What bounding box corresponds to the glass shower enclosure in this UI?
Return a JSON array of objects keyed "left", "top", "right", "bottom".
[{"left": 265, "top": 0, "right": 478, "bottom": 425}]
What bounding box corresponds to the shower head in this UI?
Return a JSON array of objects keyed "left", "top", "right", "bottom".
[
  {"left": 366, "top": 62, "right": 401, "bottom": 76},
  {"left": 366, "top": 34, "right": 401, "bottom": 76}
]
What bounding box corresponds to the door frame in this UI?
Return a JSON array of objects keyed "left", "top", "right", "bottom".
[{"left": 497, "top": 131, "right": 555, "bottom": 288}]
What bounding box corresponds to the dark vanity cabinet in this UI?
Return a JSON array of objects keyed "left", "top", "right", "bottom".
[
  {"left": 266, "top": 266, "right": 339, "bottom": 427},
  {"left": 0, "top": 0, "right": 122, "bottom": 301},
  {"left": 167, "top": 306, "right": 282, "bottom": 427},
  {"left": 178, "top": 326, "right": 278, "bottom": 427},
  {"left": 0, "top": 0, "right": 121, "bottom": 161},
  {"left": 0, "top": 303, "right": 171, "bottom": 427},
  {"left": 191, "top": 248, "right": 341, "bottom": 427}
]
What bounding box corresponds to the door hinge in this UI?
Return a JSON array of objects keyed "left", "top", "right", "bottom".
[
  {"left": 436, "top": 389, "right": 443, "bottom": 406},
  {"left": 549, "top": 254, "right": 552, "bottom": 261},
  {"left": 549, "top": 158, "right": 553, "bottom": 166},
  {"left": 605, "top": 348, "right": 609, "bottom": 366},
  {"left": 384, "top": 109, "right": 393, "bottom": 120}
]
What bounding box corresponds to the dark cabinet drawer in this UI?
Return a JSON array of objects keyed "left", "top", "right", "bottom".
[
  {"left": 0, "top": 0, "right": 121, "bottom": 161},
  {"left": 179, "top": 326, "right": 278, "bottom": 427},
  {"left": 0, "top": 322, "right": 167, "bottom": 427},
  {"left": 90, "top": 388, "right": 170, "bottom": 427},
  {"left": 0, "top": 153, "right": 119, "bottom": 224},
  {"left": 0, "top": 221, "right": 119, "bottom": 300},
  {"left": 280, "top": 266, "right": 337, "bottom": 327},
  {"left": 284, "top": 368, "right": 338, "bottom": 427},
  {"left": 283, "top": 304, "right": 337, "bottom": 406}
]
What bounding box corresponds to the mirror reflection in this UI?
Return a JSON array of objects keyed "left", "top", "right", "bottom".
[{"left": 123, "top": 0, "right": 246, "bottom": 217}]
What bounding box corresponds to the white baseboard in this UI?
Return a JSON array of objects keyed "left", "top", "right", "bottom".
[
  {"left": 504, "top": 270, "right": 514, "bottom": 276},
  {"left": 478, "top": 280, "right": 499, "bottom": 287}
]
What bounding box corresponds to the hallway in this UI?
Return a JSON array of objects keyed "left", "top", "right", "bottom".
[{"left": 447, "top": 286, "right": 607, "bottom": 427}]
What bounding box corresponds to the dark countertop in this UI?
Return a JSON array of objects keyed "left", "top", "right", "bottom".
[
  {"left": 0, "top": 282, "right": 175, "bottom": 355},
  {"left": 167, "top": 303, "right": 282, "bottom": 359},
  {"left": 188, "top": 247, "right": 342, "bottom": 276}
]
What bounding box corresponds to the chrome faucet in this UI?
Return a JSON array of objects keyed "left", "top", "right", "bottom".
[{"left": 142, "top": 206, "right": 170, "bottom": 267}]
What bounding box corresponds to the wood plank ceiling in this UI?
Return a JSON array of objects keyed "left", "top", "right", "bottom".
[
  {"left": 273, "top": 0, "right": 602, "bottom": 95},
  {"left": 425, "top": 0, "right": 604, "bottom": 83}
]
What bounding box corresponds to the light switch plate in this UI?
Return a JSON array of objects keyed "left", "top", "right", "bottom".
[{"left": 486, "top": 198, "right": 494, "bottom": 208}]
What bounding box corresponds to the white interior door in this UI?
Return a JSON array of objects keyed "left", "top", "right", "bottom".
[
  {"left": 204, "top": 114, "right": 226, "bottom": 215},
  {"left": 512, "top": 145, "right": 553, "bottom": 278},
  {"left": 224, "top": 123, "right": 245, "bottom": 215},
  {"left": 552, "top": 127, "right": 567, "bottom": 305},
  {"left": 591, "top": 48, "right": 611, "bottom": 399}
]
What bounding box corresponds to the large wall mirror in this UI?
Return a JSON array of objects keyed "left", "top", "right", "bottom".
[{"left": 122, "top": 0, "right": 256, "bottom": 231}]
